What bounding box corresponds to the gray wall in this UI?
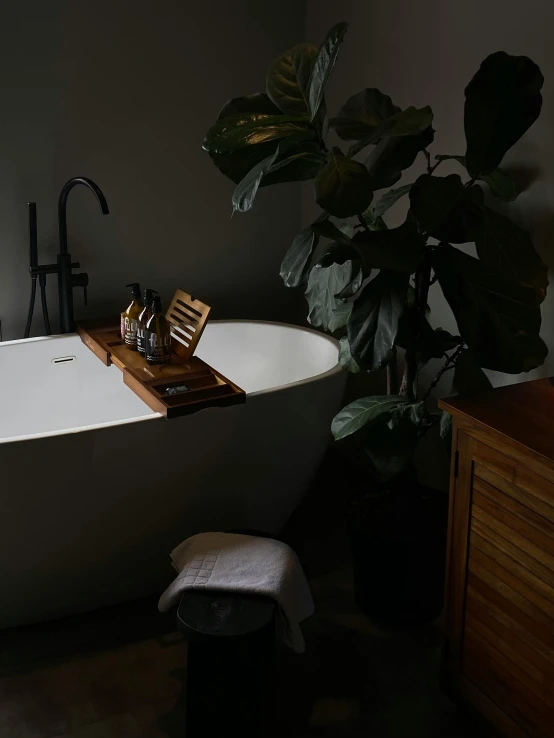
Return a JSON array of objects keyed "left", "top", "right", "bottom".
[
  {"left": 0, "top": 0, "right": 307, "bottom": 340},
  {"left": 306, "top": 0, "right": 554, "bottom": 396}
]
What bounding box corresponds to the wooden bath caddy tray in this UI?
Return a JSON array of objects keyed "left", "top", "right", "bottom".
[{"left": 77, "top": 289, "right": 245, "bottom": 419}]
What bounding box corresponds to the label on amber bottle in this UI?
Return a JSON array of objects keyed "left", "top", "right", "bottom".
[
  {"left": 146, "top": 331, "right": 171, "bottom": 364},
  {"left": 124, "top": 317, "right": 138, "bottom": 347},
  {"left": 136, "top": 324, "right": 146, "bottom": 355}
]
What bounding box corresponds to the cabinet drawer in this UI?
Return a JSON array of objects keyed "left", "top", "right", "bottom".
[{"left": 472, "top": 443, "right": 554, "bottom": 522}]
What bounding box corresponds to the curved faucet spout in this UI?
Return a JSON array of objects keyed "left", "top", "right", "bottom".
[
  {"left": 58, "top": 177, "right": 109, "bottom": 257},
  {"left": 57, "top": 176, "right": 109, "bottom": 333}
]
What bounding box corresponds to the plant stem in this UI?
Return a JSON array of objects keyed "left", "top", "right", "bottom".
[
  {"left": 422, "top": 343, "right": 464, "bottom": 402},
  {"left": 357, "top": 214, "right": 369, "bottom": 231},
  {"left": 423, "top": 149, "right": 432, "bottom": 174},
  {"left": 387, "top": 347, "right": 399, "bottom": 395},
  {"left": 423, "top": 150, "right": 443, "bottom": 175},
  {"left": 400, "top": 256, "right": 432, "bottom": 401}
]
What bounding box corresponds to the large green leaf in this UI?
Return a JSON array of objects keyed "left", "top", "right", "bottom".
[
  {"left": 210, "top": 139, "right": 323, "bottom": 187},
  {"left": 307, "top": 22, "right": 348, "bottom": 121},
  {"left": 339, "top": 336, "right": 361, "bottom": 374},
  {"left": 382, "top": 106, "right": 434, "bottom": 138},
  {"left": 263, "top": 141, "right": 326, "bottom": 185},
  {"left": 208, "top": 141, "right": 279, "bottom": 185},
  {"left": 336, "top": 263, "right": 364, "bottom": 300},
  {"left": 232, "top": 148, "right": 279, "bottom": 213},
  {"left": 409, "top": 174, "right": 484, "bottom": 243},
  {"left": 352, "top": 221, "right": 425, "bottom": 274},
  {"left": 317, "top": 242, "right": 355, "bottom": 267},
  {"left": 204, "top": 112, "right": 313, "bottom": 154},
  {"left": 481, "top": 168, "right": 519, "bottom": 202},
  {"left": 217, "top": 93, "right": 282, "bottom": 121},
  {"left": 439, "top": 412, "right": 453, "bottom": 452},
  {"left": 280, "top": 227, "right": 318, "bottom": 288},
  {"left": 371, "top": 185, "right": 412, "bottom": 219},
  {"left": 204, "top": 110, "right": 316, "bottom": 184},
  {"left": 453, "top": 348, "right": 493, "bottom": 394},
  {"left": 332, "top": 395, "right": 409, "bottom": 441},
  {"left": 328, "top": 301, "right": 353, "bottom": 333},
  {"left": 464, "top": 52, "right": 543, "bottom": 177},
  {"left": 331, "top": 88, "right": 400, "bottom": 140},
  {"left": 305, "top": 261, "right": 353, "bottom": 331},
  {"left": 347, "top": 270, "right": 408, "bottom": 370},
  {"left": 395, "top": 304, "right": 459, "bottom": 363},
  {"left": 475, "top": 207, "right": 548, "bottom": 303},
  {"left": 365, "top": 126, "right": 434, "bottom": 190},
  {"left": 388, "top": 401, "right": 427, "bottom": 432},
  {"left": 315, "top": 149, "right": 373, "bottom": 217},
  {"left": 349, "top": 107, "right": 433, "bottom": 157},
  {"left": 311, "top": 219, "right": 352, "bottom": 244},
  {"left": 266, "top": 43, "right": 318, "bottom": 115},
  {"left": 418, "top": 326, "right": 461, "bottom": 364},
  {"left": 435, "top": 155, "right": 518, "bottom": 201},
  {"left": 432, "top": 245, "right": 547, "bottom": 373}
]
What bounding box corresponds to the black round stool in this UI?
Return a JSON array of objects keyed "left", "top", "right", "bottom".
[{"left": 177, "top": 589, "right": 276, "bottom": 736}]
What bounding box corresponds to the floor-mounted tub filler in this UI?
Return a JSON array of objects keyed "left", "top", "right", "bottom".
[{"left": 0, "top": 320, "right": 344, "bottom": 628}]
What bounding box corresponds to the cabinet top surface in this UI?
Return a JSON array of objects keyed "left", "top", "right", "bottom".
[{"left": 439, "top": 377, "right": 554, "bottom": 462}]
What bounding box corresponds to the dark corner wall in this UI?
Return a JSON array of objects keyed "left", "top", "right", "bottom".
[
  {"left": 306, "top": 0, "right": 554, "bottom": 392},
  {"left": 0, "top": 0, "right": 308, "bottom": 340}
]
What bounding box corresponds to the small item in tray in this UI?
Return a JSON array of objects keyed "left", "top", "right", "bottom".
[{"left": 165, "top": 384, "right": 190, "bottom": 396}]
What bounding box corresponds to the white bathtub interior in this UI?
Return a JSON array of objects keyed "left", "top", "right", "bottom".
[
  {"left": 0, "top": 334, "right": 155, "bottom": 441},
  {"left": 0, "top": 321, "right": 339, "bottom": 442},
  {"left": 196, "top": 321, "right": 339, "bottom": 394}
]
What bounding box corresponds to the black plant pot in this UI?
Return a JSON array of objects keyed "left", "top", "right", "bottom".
[{"left": 347, "top": 483, "right": 448, "bottom": 626}]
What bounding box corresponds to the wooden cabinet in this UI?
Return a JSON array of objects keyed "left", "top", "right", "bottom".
[{"left": 439, "top": 378, "right": 554, "bottom": 737}]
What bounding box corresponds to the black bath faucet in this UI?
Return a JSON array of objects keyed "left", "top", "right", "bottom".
[
  {"left": 24, "top": 177, "right": 109, "bottom": 338},
  {"left": 57, "top": 177, "right": 110, "bottom": 333}
]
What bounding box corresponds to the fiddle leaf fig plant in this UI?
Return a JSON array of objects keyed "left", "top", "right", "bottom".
[{"left": 203, "top": 23, "right": 548, "bottom": 481}]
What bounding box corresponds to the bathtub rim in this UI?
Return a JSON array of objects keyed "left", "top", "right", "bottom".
[{"left": 0, "top": 319, "right": 343, "bottom": 445}]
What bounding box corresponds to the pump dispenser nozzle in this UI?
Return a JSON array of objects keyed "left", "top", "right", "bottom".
[
  {"left": 143, "top": 288, "right": 158, "bottom": 306},
  {"left": 126, "top": 282, "right": 141, "bottom": 300}
]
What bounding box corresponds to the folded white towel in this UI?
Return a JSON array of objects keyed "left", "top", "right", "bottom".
[{"left": 158, "top": 532, "right": 314, "bottom": 653}]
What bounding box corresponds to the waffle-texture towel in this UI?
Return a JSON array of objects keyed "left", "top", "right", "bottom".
[{"left": 158, "top": 532, "right": 314, "bottom": 652}]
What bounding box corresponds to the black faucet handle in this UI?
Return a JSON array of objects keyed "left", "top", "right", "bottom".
[{"left": 72, "top": 272, "right": 89, "bottom": 306}]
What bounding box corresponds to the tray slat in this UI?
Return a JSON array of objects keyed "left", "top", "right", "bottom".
[{"left": 165, "top": 289, "right": 211, "bottom": 362}]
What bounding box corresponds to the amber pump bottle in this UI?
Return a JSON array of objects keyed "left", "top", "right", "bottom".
[
  {"left": 121, "top": 283, "right": 143, "bottom": 350},
  {"left": 145, "top": 295, "right": 172, "bottom": 365},
  {"left": 137, "top": 288, "right": 158, "bottom": 356}
]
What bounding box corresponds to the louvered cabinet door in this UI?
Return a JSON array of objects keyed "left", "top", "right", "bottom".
[{"left": 448, "top": 431, "right": 554, "bottom": 737}]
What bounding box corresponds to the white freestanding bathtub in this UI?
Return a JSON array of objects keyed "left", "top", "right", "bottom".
[{"left": 0, "top": 320, "right": 345, "bottom": 628}]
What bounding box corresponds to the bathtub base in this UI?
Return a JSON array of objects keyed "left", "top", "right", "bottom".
[{"left": 0, "top": 374, "right": 344, "bottom": 629}]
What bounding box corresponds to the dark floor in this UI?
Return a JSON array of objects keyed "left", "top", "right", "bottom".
[{"left": 0, "top": 453, "right": 485, "bottom": 737}]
